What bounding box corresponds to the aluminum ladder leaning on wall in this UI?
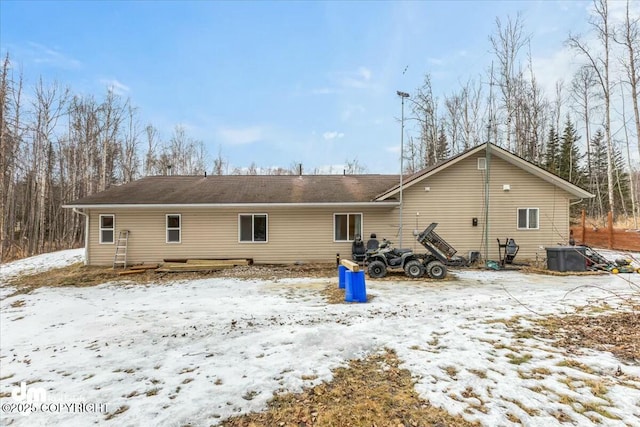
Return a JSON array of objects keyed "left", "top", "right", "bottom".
[{"left": 113, "top": 230, "right": 130, "bottom": 269}]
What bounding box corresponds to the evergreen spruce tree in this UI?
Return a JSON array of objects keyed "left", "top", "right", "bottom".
[
  {"left": 588, "top": 129, "right": 608, "bottom": 218},
  {"left": 558, "top": 117, "right": 583, "bottom": 186},
  {"left": 436, "top": 123, "right": 449, "bottom": 163},
  {"left": 544, "top": 126, "right": 560, "bottom": 175},
  {"left": 587, "top": 129, "right": 629, "bottom": 217}
]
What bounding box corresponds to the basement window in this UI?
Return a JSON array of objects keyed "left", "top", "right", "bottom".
[
  {"left": 166, "top": 214, "right": 181, "bottom": 243},
  {"left": 517, "top": 208, "right": 539, "bottom": 230},
  {"left": 239, "top": 214, "right": 268, "bottom": 243},
  {"left": 334, "top": 213, "right": 362, "bottom": 242},
  {"left": 99, "top": 214, "right": 114, "bottom": 244}
]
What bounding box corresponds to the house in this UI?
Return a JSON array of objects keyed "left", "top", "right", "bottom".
[{"left": 64, "top": 143, "right": 593, "bottom": 266}]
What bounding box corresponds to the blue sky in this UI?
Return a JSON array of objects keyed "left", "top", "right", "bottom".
[{"left": 1, "top": 0, "right": 597, "bottom": 174}]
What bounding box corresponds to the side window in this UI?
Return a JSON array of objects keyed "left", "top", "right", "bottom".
[
  {"left": 166, "top": 214, "right": 181, "bottom": 243},
  {"left": 517, "top": 208, "right": 539, "bottom": 230},
  {"left": 239, "top": 214, "right": 268, "bottom": 243},
  {"left": 99, "top": 215, "right": 114, "bottom": 244},
  {"left": 334, "top": 213, "right": 362, "bottom": 242}
]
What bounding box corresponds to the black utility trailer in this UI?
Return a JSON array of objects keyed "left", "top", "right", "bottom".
[{"left": 415, "top": 223, "right": 470, "bottom": 278}]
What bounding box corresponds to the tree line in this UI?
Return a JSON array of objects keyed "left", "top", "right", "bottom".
[
  {"left": 1, "top": 0, "right": 638, "bottom": 262},
  {"left": 0, "top": 54, "right": 366, "bottom": 261},
  {"left": 402, "top": 0, "right": 639, "bottom": 225},
  {"left": 0, "top": 58, "right": 213, "bottom": 261}
]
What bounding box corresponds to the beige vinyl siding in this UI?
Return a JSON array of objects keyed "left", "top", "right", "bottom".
[
  {"left": 85, "top": 152, "right": 579, "bottom": 265},
  {"left": 87, "top": 206, "right": 396, "bottom": 266},
  {"left": 398, "top": 153, "right": 573, "bottom": 260}
]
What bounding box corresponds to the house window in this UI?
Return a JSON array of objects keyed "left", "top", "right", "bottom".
[
  {"left": 334, "top": 213, "right": 362, "bottom": 242},
  {"left": 517, "top": 208, "right": 539, "bottom": 230},
  {"left": 166, "top": 214, "right": 181, "bottom": 243},
  {"left": 99, "top": 214, "right": 114, "bottom": 244},
  {"left": 239, "top": 214, "right": 268, "bottom": 243},
  {"left": 478, "top": 157, "right": 487, "bottom": 170}
]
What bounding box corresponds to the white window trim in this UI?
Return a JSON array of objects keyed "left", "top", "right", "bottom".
[
  {"left": 517, "top": 207, "right": 539, "bottom": 230},
  {"left": 333, "top": 213, "right": 363, "bottom": 242},
  {"left": 99, "top": 214, "right": 115, "bottom": 244},
  {"left": 166, "top": 214, "right": 182, "bottom": 244},
  {"left": 477, "top": 157, "right": 487, "bottom": 170},
  {"left": 238, "top": 213, "right": 269, "bottom": 243}
]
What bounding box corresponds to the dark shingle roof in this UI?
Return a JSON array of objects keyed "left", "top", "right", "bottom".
[{"left": 66, "top": 174, "right": 401, "bottom": 205}]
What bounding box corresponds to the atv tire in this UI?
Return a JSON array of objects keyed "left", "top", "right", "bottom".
[
  {"left": 426, "top": 260, "right": 447, "bottom": 279},
  {"left": 368, "top": 260, "right": 387, "bottom": 278},
  {"left": 404, "top": 260, "right": 425, "bottom": 278}
]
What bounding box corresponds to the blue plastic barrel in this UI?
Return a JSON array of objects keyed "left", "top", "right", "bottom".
[
  {"left": 345, "top": 270, "right": 354, "bottom": 300},
  {"left": 345, "top": 270, "right": 367, "bottom": 303},
  {"left": 338, "top": 265, "right": 347, "bottom": 289},
  {"left": 352, "top": 271, "right": 367, "bottom": 302}
]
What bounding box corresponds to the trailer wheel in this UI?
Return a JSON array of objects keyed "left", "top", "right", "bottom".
[
  {"left": 426, "top": 261, "right": 447, "bottom": 279},
  {"left": 367, "top": 260, "right": 387, "bottom": 278},
  {"left": 404, "top": 260, "right": 425, "bottom": 278}
]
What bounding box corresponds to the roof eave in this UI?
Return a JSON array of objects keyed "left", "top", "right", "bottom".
[{"left": 62, "top": 201, "right": 401, "bottom": 209}]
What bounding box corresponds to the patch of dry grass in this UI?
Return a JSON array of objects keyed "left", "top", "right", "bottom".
[
  {"left": 4, "top": 263, "right": 340, "bottom": 298},
  {"left": 584, "top": 379, "right": 610, "bottom": 399},
  {"left": 504, "top": 397, "right": 540, "bottom": 416},
  {"left": 520, "top": 267, "right": 606, "bottom": 276},
  {"left": 104, "top": 405, "right": 129, "bottom": 421},
  {"left": 5, "top": 260, "right": 451, "bottom": 303},
  {"left": 556, "top": 359, "right": 595, "bottom": 375},
  {"left": 320, "top": 284, "right": 375, "bottom": 305},
  {"left": 535, "top": 307, "right": 640, "bottom": 363},
  {"left": 506, "top": 353, "right": 532, "bottom": 365},
  {"left": 321, "top": 284, "right": 348, "bottom": 304},
  {"left": 222, "top": 349, "right": 479, "bottom": 427},
  {"left": 468, "top": 369, "right": 487, "bottom": 379},
  {"left": 5, "top": 263, "right": 128, "bottom": 297}
]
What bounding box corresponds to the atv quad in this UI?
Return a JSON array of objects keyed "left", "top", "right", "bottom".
[{"left": 366, "top": 239, "right": 426, "bottom": 279}]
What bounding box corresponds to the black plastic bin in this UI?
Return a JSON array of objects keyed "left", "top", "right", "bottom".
[{"left": 546, "top": 246, "right": 586, "bottom": 272}]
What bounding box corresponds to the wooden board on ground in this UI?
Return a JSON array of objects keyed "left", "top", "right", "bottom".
[
  {"left": 156, "top": 262, "right": 235, "bottom": 273},
  {"left": 118, "top": 269, "right": 146, "bottom": 276},
  {"left": 164, "top": 258, "right": 254, "bottom": 264},
  {"left": 129, "top": 264, "right": 159, "bottom": 271},
  {"left": 186, "top": 259, "right": 250, "bottom": 266},
  {"left": 155, "top": 267, "right": 229, "bottom": 273}
]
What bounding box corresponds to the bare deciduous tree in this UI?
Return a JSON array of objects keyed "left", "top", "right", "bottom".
[
  {"left": 568, "top": 0, "right": 616, "bottom": 218},
  {"left": 344, "top": 157, "right": 366, "bottom": 174},
  {"left": 120, "top": 103, "right": 140, "bottom": 183},
  {"left": 489, "top": 13, "right": 529, "bottom": 152},
  {"left": 411, "top": 74, "right": 440, "bottom": 168},
  {"left": 613, "top": 0, "right": 640, "bottom": 159}
]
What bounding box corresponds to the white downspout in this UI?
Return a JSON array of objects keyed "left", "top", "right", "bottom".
[{"left": 73, "top": 208, "right": 89, "bottom": 266}]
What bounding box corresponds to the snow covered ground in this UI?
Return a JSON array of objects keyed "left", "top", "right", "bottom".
[
  {"left": 0, "top": 249, "right": 84, "bottom": 300},
  {"left": 1, "top": 250, "right": 639, "bottom": 427}
]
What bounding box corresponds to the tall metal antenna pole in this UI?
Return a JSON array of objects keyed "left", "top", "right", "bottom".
[
  {"left": 397, "top": 90, "right": 410, "bottom": 248},
  {"left": 485, "top": 123, "right": 491, "bottom": 263},
  {"left": 484, "top": 61, "right": 494, "bottom": 264}
]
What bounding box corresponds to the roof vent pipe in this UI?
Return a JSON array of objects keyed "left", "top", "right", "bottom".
[{"left": 298, "top": 163, "right": 302, "bottom": 176}]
